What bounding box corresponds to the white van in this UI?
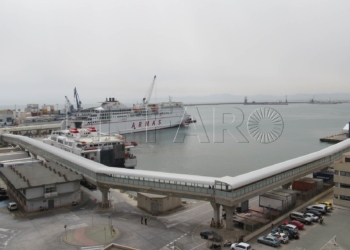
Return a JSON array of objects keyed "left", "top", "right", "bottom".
[
  {"left": 7, "top": 202, "right": 18, "bottom": 211},
  {"left": 306, "top": 205, "right": 327, "bottom": 214}
]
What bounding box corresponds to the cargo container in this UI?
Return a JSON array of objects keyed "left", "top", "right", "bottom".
[
  {"left": 292, "top": 179, "right": 316, "bottom": 192},
  {"left": 0, "top": 151, "right": 29, "bottom": 161},
  {"left": 267, "top": 190, "right": 296, "bottom": 208},
  {"left": 301, "top": 177, "right": 323, "bottom": 190},
  {"left": 273, "top": 188, "right": 297, "bottom": 200},
  {"left": 313, "top": 172, "right": 334, "bottom": 182},
  {"left": 259, "top": 193, "right": 286, "bottom": 211}
]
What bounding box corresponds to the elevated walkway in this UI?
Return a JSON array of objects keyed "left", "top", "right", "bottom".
[{"left": 1, "top": 133, "right": 350, "bottom": 230}]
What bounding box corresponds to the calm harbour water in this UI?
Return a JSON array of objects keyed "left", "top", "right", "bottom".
[{"left": 122, "top": 104, "right": 350, "bottom": 178}]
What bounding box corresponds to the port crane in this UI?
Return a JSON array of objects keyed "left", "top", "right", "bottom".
[
  {"left": 142, "top": 75, "right": 156, "bottom": 105},
  {"left": 74, "top": 87, "right": 82, "bottom": 111},
  {"left": 65, "top": 96, "right": 74, "bottom": 114}
]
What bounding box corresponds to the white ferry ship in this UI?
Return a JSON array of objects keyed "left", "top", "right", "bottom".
[
  {"left": 68, "top": 76, "right": 191, "bottom": 134},
  {"left": 43, "top": 126, "right": 137, "bottom": 168}
]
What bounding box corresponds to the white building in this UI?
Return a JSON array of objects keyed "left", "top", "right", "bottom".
[
  {"left": 333, "top": 152, "right": 350, "bottom": 207},
  {"left": 0, "top": 161, "right": 83, "bottom": 211},
  {"left": 0, "top": 109, "right": 14, "bottom": 125}
]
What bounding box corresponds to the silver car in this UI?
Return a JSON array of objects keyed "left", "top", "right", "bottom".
[
  {"left": 304, "top": 212, "right": 319, "bottom": 222},
  {"left": 257, "top": 236, "right": 281, "bottom": 247}
]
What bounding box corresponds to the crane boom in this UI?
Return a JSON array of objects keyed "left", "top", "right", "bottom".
[
  {"left": 65, "top": 96, "right": 74, "bottom": 114},
  {"left": 143, "top": 75, "right": 156, "bottom": 105},
  {"left": 74, "top": 87, "right": 82, "bottom": 111}
]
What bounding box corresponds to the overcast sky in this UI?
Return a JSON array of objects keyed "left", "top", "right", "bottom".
[{"left": 1, "top": 1, "right": 350, "bottom": 106}]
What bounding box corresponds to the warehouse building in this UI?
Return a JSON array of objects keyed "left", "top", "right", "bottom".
[{"left": 0, "top": 161, "right": 83, "bottom": 211}]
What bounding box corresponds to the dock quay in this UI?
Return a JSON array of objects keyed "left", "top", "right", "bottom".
[{"left": 320, "top": 132, "right": 349, "bottom": 143}]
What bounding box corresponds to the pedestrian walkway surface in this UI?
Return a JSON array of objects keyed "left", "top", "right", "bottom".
[{"left": 62, "top": 225, "right": 119, "bottom": 247}]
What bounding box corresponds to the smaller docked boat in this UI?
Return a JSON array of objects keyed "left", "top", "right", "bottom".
[{"left": 43, "top": 126, "right": 137, "bottom": 168}]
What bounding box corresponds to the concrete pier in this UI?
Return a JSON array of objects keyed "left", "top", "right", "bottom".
[{"left": 320, "top": 133, "right": 348, "bottom": 143}]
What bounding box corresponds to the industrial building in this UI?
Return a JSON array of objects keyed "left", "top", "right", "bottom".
[
  {"left": 137, "top": 192, "right": 182, "bottom": 215},
  {"left": 333, "top": 152, "right": 350, "bottom": 207},
  {"left": 0, "top": 161, "right": 83, "bottom": 211}
]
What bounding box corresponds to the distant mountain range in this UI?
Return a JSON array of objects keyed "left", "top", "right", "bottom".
[{"left": 1, "top": 93, "right": 350, "bottom": 110}]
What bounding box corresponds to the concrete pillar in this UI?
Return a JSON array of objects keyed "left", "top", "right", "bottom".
[
  {"left": 223, "top": 205, "right": 235, "bottom": 231},
  {"left": 282, "top": 182, "right": 292, "bottom": 189},
  {"left": 241, "top": 200, "right": 249, "bottom": 212},
  {"left": 98, "top": 186, "right": 110, "bottom": 208},
  {"left": 210, "top": 202, "right": 221, "bottom": 227}
]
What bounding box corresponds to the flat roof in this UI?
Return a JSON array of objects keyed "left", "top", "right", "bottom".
[{"left": 0, "top": 162, "right": 83, "bottom": 189}]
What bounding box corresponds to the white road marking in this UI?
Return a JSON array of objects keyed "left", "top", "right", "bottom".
[{"left": 67, "top": 223, "right": 88, "bottom": 230}]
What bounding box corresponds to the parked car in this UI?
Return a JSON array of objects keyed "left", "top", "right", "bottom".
[
  {"left": 283, "top": 220, "right": 304, "bottom": 230},
  {"left": 231, "top": 242, "right": 252, "bottom": 250},
  {"left": 257, "top": 236, "right": 281, "bottom": 247},
  {"left": 303, "top": 209, "right": 322, "bottom": 217},
  {"left": 316, "top": 201, "right": 333, "bottom": 210},
  {"left": 0, "top": 195, "right": 9, "bottom": 201},
  {"left": 306, "top": 205, "right": 327, "bottom": 215},
  {"left": 290, "top": 211, "right": 312, "bottom": 224},
  {"left": 277, "top": 225, "right": 300, "bottom": 239},
  {"left": 199, "top": 230, "right": 223, "bottom": 242},
  {"left": 7, "top": 202, "right": 17, "bottom": 211},
  {"left": 268, "top": 232, "right": 289, "bottom": 244},
  {"left": 272, "top": 228, "right": 291, "bottom": 238},
  {"left": 304, "top": 212, "right": 319, "bottom": 222},
  {"left": 0, "top": 189, "right": 6, "bottom": 195}
]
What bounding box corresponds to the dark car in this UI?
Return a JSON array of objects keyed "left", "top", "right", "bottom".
[
  {"left": 0, "top": 190, "right": 7, "bottom": 195},
  {"left": 199, "top": 230, "right": 223, "bottom": 242},
  {"left": 303, "top": 209, "right": 322, "bottom": 217},
  {"left": 257, "top": 236, "right": 280, "bottom": 247},
  {"left": 0, "top": 195, "right": 9, "bottom": 201},
  {"left": 277, "top": 225, "right": 300, "bottom": 239}
]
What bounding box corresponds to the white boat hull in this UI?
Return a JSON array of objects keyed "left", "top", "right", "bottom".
[{"left": 79, "top": 114, "right": 190, "bottom": 135}]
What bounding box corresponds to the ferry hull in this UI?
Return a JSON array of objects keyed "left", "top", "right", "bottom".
[{"left": 75, "top": 115, "right": 190, "bottom": 135}]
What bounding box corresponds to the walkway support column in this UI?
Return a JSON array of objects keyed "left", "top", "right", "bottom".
[
  {"left": 223, "top": 205, "right": 235, "bottom": 231},
  {"left": 98, "top": 186, "right": 110, "bottom": 208},
  {"left": 210, "top": 202, "right": 221, "bottom": 227}
]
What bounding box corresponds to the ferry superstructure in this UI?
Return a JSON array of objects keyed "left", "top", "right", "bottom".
[
  {"left": 68, "top": 76, "right": 191, "bottom": 134},
  {"left": 43, "top": 127, "right": 137, "bottom": 168}
]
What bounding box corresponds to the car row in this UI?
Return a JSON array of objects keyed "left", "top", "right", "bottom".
[{"left": 257, "top": 203, "right": 332, "bottom": 247}]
